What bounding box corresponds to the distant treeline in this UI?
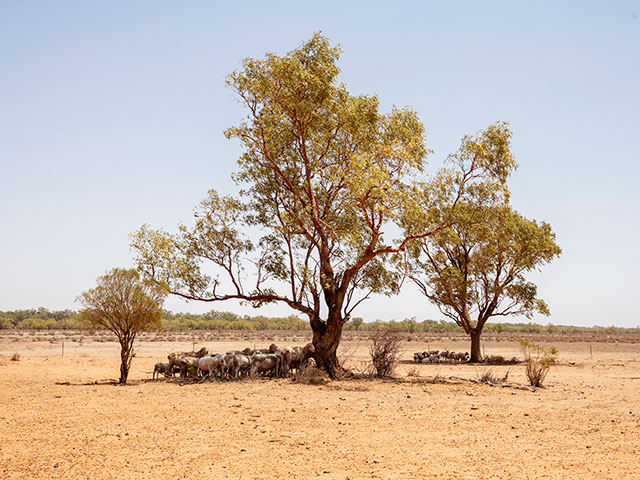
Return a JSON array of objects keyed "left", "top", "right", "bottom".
[{"left": 1, "top": 308, "right": 638, "bottom": 334}]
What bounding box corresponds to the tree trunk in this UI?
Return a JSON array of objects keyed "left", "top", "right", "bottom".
[
  {"left": 312, "top": 317, "right": 344, "bottom": 378},
  {"left": 119, "top": 339, "right": 133, "bottom": 384},
  {"left": 469, "top": 329, "right": 482, "bottom": 363}
]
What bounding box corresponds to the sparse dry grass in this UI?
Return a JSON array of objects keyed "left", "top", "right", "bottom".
[
  {"left": 0, "top": 331, "right": 639, "bottom": 479},
  {"left": 476, "top": 368, "right": 510, "bottom": 384},
  {"left": 291, "top": 364, "right": 329, "bottom": 385}
]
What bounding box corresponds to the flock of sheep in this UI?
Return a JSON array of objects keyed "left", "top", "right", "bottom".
[
  {"left": 151, "top": 344, "right": 473, "bottom": 380},
  {"left": 153, "top": 343, "right": 316, "bottom": 380},
  {"left": 413, "top": 350, "right": 470, "bottom": 364}
]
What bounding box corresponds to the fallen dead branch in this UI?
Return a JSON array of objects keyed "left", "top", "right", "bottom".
[{"left": 448, "top": 375, "right": 537, "bottom": 391}]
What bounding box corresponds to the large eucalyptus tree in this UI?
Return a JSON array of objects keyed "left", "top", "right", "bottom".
[{"left": 130, "top": 34, "right": 514, "bottom": 376}]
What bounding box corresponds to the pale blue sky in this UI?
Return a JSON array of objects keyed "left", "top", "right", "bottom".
[{"left": 1, "top": 1, "right": 638, "bottom": 326}]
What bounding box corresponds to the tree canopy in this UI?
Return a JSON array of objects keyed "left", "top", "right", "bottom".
[{"left": 131, "top": 33, "right": 515, "bottom": 375}]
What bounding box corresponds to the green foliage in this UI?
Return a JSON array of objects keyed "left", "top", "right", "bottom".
[
  {"left": 160, "top": 310, "right": 308, "bottom": 331},
  {"left": 0, "top": 309, "right": 79, "bottom": 329},
  {"left": 77, "top": 268, "right": 167, "bottom": 384},
  {"left": 345, "top": 317, "right": 364, "bottom": 331},
  {"left": 0, "top": 317, "right": 14, "bottom": 329},
  {"left": 131, "top": 33, "right": 432, "bottom": 318},
  {"left": 77, "top": 268, "right": 166, "bottom": 335},
  {"left": 129, "top": 33, "right": 518, "bottom": 373},
  {"left": 406, "top": 200, "right": 561, "bottom": 362},
  {"left": 2, "top": 307, "right": 639, "bottom": 335}
]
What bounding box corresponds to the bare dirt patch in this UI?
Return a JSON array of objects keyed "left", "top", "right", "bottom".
[{"left": 1, "top": 331, "right": 639, "bottom": 479}]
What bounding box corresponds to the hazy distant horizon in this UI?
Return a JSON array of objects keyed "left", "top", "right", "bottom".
[{"left": 3, "top": 303, "right": 638, "bottom": 330}]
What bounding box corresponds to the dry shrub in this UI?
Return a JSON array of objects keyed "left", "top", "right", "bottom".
[
  {"left": 292, "top": 365, "right": 329, "bottom": 385},
  {"left": 521, "top": 339, "right": 558, "bottom": 387},
  {"left": 525, "top": 361, "right": 548, "bottom": 387},
  {"left": 10, "top": 352, "right": 20, "bottom": 361},
  {"left": 476, "top": 368, "right": 510, "bottom": 384},
  {"left": 369, "top": 330, "right": 402, "bottom": 377}
]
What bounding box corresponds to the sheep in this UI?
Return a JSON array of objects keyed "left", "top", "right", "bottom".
[
  {"left": 169, "top": 356, "right": 199, "bottom": 377},
  {"left": 163, "top": 344, "right": 319, "bottom": 380},
  {"left": 250, "top": 343, "right": 281, "bottom": 355},
  {"left": 198, "top": 355, "right": 224, "bottom": 378},
  {"left": 193, "top": 347, "right": 209, "bottom": 358},
  {"left": 184, "top": 356, "right": 201, "bottom": 377},
  {"left": 414, "top": 350, "right": 469, "bottom": 364},
  {"left": 198, "top": 353, "right": 239, "bottom": 379},
  {"left": 167, "top": 347, "right": 210, "bottom": 376},
  {"left": 153, "top": 362, "right": 171, "bottom": 379},
  {"left": 423, "top": 354, "right": 440, "bottom": 364},
  {"left": 414, "top": 350, "right": 441, "bottom": 363},
  {"left": 166, "top": 353, "right": 183, "bottom": 376},
  {"left": 222, "top": 353, "right": 238, "bottom": 377},
  {"left": 280, "top": 347, "right": 295, "bottom": 376},
  {"left": 250, "top": 352, "right": 282, "bottom": 377},
  {"left": 230, "top": 353, "right": 252, "bottom": 378},
  {"left": 281, "top": 343, "right": 315, "bottom": 375}
]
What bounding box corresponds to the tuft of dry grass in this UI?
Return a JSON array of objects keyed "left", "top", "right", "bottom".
[
  {"left": 291, "top": 365, "right": 329, "bottom": 385},
  {"left": 476, "top": 368, "right": 510, "bottom": 384},
  {"left": 10, "top": 352, "right": 20, "bottom": 361}
]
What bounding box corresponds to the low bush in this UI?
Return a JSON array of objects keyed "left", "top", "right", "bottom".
[
  {"left": 369, "top": 330, "right": 402, "bottom": 377},
  {"left": 520, "top": 339, "right": 558, "bottom": 387}
]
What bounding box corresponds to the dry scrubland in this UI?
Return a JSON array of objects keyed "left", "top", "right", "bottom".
[{"left": 1, "top": 330, "right": 639, "bottom": 480}]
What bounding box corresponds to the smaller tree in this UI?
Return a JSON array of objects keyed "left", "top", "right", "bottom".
[
  {"left": 77, "top": 268, "right": 166, "bottom": 384},
  {"left": 350, "top": 317, "right": 364, "bottom": 331},
  {"left": 406, "top": 204, "right": 561, "bottom": 362}
]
